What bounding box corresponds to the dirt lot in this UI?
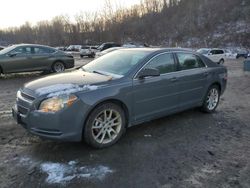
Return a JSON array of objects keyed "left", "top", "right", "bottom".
[{"left": 0, "top": 58, "right": 250, "bottom": 188}]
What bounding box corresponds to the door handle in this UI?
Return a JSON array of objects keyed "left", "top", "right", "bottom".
[{"left": 170, "top": 77, "right": 178, "bottom": 82}]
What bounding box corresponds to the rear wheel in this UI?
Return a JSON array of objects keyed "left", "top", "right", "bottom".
[
  {"left": 52, "top": 61, "right": 65, "bottom": 73},
  {"left": 84, "top": 103, "right": 126, "bottom": 148},
  {"left": 219, "top": 59, "right": 224, "bottom": 64},
  {"left": 201, "top": 85, "right": 220, "bottom": 113},
  {"left": 0, "top": 66, "right": 3, "bottom": 77}
]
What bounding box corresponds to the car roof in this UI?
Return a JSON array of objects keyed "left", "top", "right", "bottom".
[
  {"left": 12, "top": 44, "right": 54, "bottom": 49},
  {"left": 118, "top": 47, "right": 195, "bottom": 53}
]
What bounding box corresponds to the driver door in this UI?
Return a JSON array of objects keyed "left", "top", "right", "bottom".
[
  {"left": 5, "top": 46, "right": 33, "bottom": 73},
  {"left": 132, "top": 52, "right": 181, "bottom": 123}
]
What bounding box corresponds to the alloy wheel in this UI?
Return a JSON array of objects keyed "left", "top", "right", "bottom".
[
  {"left": 206, "top": 88, "right": 219, "bottom": 110},
  {"left": 53, "top": 62, "right": 65, "bottom": 72},
  {"left": 92, "top": 109, "right": 122, "bottom": 144}
]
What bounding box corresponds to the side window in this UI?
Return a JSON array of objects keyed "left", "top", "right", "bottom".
[
  {"left": 218, "top": 50, "right": 224, "bottom": 54},
  {"left": 177, "top": 53, "right": 205, "bottom": 70},
  {"left": 34, "top": 47, "right": 55, "bottom": 54},
  {"left": 146, "top": 53, "right": 175, "bottom": 74},
  {"left": 12, "top": 47, "right": 32, "bottom": 54},
  {"left": 210, "top": 50, "right": 216, "bottom": 55}
]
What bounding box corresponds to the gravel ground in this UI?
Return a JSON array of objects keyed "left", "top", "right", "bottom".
[{"left": 0, "top": 58, "right": 250, "bottom": 188}]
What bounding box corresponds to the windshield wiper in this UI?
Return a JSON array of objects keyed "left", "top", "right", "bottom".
[{"left": 93, "top": 70, "right": 110, "bottom": 76}]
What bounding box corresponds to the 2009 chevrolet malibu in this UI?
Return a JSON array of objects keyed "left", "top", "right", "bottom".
[{"left": 12, "top": 48, "right": 227, "bottom": 148}]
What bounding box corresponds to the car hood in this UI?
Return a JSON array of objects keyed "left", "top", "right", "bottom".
[{"left": 24, "top": 70, "right": 113, "bottom": 96}]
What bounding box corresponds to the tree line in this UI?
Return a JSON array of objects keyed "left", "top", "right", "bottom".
[{"left": 0, "top": 0, "right": 249, "bottom": 48}]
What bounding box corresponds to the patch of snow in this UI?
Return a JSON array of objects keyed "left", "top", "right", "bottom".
[
  {"left": 40, "top": 161, "right": 113, "bottom": 184},
  {"left": 35, "top": 84, "right": 100, "bottom": 97},
  {"left": 14, "top": 156, "right": 113, "bottom": 184}
]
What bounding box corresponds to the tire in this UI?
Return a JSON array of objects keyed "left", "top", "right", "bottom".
[
  {"left": 201, "top": 85, "right": 220, "bottom": 113},
  {"left": 0, "top": 66, "right": 3, "bottom": 77},
  {"left": 219, "top": 59, "right": 224, "bottom": 64},
  {"left": 84, "top": 103, "right": 126, "bottom": 148},
  {"left": 52, "top": 61, "right": 65, "bottom": 73}
]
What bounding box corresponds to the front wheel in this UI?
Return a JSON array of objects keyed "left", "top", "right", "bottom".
[
  {"left": 201, "top": 85, "right": 220, "bottom": 113},
  {"left": 84, "top": 103, "right": 126, "bottom": 148}
]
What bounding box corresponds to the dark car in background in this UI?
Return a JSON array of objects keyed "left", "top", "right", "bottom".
[
  {"left": 12, "top": 48, "right": 227, "bottom": 148},
  {"left": 236, "top": 49, "right": 249, "bottom": 59},
  {"left": 0, "top": 44, "right": 74, "bottom": 74},
  {"left": 97, "top": 42, "right": 121, "bottom": 52}
]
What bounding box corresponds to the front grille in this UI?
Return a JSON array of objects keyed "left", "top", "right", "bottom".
[
  {"left": 17, "top": 105, "right": 28, "bottom": 115},
  {"left": 21, "top": 92, "right": 35, "bottom": 101}
]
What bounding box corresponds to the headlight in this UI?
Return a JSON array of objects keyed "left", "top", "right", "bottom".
[{"left": 39, "top": 94, "right": 77, "bottom": 113}]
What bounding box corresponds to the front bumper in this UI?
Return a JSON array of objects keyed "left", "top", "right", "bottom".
[{"left": 12, "top": 100, "right": 86, "bottom": 142}]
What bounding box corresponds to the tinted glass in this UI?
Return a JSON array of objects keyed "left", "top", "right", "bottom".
[
  {"left": 146, "top": 53, "right": 175, "bottom": 74},
  {"left": 177, "top": 53, "right": 205, "bottom": 70},
  {"left": 83, "top": 50, "right": 150, "bottom": 77},
  {"left": 217, "top": 50, "right": 224, "bottom": 54},
  {"left": 210, "top": 50, "right": 216, "bottom": 55},
  {"left": 34, "top": 47, "right": 55, "bottom": 54},
  {"left": 12, "top": 47, "right": 32, "bottom": 54}
]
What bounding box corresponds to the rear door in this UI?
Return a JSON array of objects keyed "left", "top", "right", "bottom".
[
  {"left": 31, "top": 47, "right": 55, "bottom": 70},
  {"left": 175, "top": 52, "right": 209, "bottom": 108},
  {"left": 132, "top": 52, "right": 182, "bottom": 122}
]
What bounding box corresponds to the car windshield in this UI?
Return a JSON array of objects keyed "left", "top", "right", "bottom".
[
  {"left": 82, "top": 50, "right": 150, "bottom": 77},
  {"left": 0, "top": 45, "right": 16, "bottom": 55},
  {"left": 197, "top": 49, "right": 209, "bottom": 54}
]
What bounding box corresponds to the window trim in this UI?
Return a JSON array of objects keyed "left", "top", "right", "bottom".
[
  {"left": 134, "top": 51, "right": 208, "bottom": 80},
  {"left": 134, "top": 52, "right": 177, "bottom": 79},
  {"left": 174, "top": 51, "right": 207, "bottom": 71}
]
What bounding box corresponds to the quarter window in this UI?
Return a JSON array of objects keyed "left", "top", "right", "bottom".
[
  {"left": 146, "top": 53, "right": 175, "bottom": 74},
  {"left": 177, "top": 53, "right": 205, "bottom": 70}
]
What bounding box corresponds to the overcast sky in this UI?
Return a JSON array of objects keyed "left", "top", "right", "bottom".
[{"left": 0, "top": 0, "right": 141, "bottom": 28}]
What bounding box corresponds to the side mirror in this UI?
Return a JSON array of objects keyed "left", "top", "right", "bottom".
[
  {"left": 137, "top": 68, "right": 160, "bottom": 79},
  {"left": 208, "top": 52, "right": 212, "bottom": 55}
]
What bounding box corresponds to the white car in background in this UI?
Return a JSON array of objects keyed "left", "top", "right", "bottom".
[
  {"left": 197, "top": 48, "right": 226, "bottom": 64},
  {"left": 80, "top": 46, "right": 97, "bottom": 58},
  {"left": 95, "top": 47, "right": 124, "bottom": 58}
]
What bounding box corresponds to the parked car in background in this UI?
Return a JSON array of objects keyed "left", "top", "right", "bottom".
[
  {"left": 236, "top": 49, "right": 249, "bottom": 59},
  {"left": 122, "top": 42, "right": 144, "bottom": 48},
  {"left": 0, "top": 46, "right": 5, "bottom": 51},
  {"left": 95, "top": 47, "right": 124, "bottom": 58},
  {"left": 66, "top": 45, "right": 82, "bottom": 52},
  {"left": 0, "top": 44, "right": 74, "bottom": 74},
  {"left": 55, "top": 46, "right": 68, "bottom": 51},
  {"left": 12, "top": 48, "right": 227, "bottom": 148},
  {"left": 80, "top": 46, "right": 97, "bottom": 58},
  {"left": 97, "top": 42, "right": 121, "bottom": 52},
  {"left": 224, "top": 49, "right": 237, "bottom": 59},
  {"left": 197, "top": 48, "right": 225, "bottom": 64}
]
